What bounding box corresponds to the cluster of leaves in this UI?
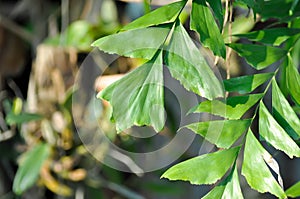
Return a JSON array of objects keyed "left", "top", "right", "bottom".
[{"left": 93, "top": 0, "right": 300, "bottom": 198}]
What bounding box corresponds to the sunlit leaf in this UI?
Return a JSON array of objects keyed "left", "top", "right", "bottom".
[
  {"left": 242, "top": 130, "right": 286, "bottom": 199},
  {"left": 191, "top": 0, "right": 226, "bottom": 58},
  {"left": 97, "top": 51, "right": 164, "bottom": 132},
  {"left": 202, "top": 165, "right": 243, "bottom": 199},
  {"left": 92, "top": 26, "right": 171, "bottom": 60},
  {"left": 185, "top": 119, "right": 251, "bottom": 148},
  {"left": 286, "top": 181, "right": 300, "bottom": 198},
  {"left": 161, "top": 147, "right": 239, "bottom": 185},
  {"left": 223, "top": 73, "right": 274, "bottom": 94},
  {"left": 165, "top": 21, "right": 224, "bottom": 100},
  {"left": 6, "top": 112, "right": 43, "bottom": 125},
  {"left": 285, "top": 55, "right": 300, "bottom": 105},
  {"left": 227, "top": 43, "right": 287, "bottom": 70},
  {"left": 13, "top": 143, "right": 51, "bottom": 195},
  {"left": 259, "top": 101, "right": 300, "bottom": 158},
  {"left": 190, "top": 94, "right": 263, "bottom": 119},
  {"left": 234, "top": 28, "right": 300, "bottom": 46},
  {"left": 122, "top": 0, "right": 186, "bottom": 30},
  {"left": 272, "top": 79, "right": 300, "bottom": 139}
]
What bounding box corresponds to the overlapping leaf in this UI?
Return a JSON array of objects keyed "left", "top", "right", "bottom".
[
  {"left": 285, "top": 55, "right": 300, "bottom": 105},
  {"left": 165, "top": 21, "right": 224, "bottom": 100},
  {"left": 223, "top": 73, "right": 274, "bottom": 94},
  {"left": 234, "top": 28, "right": 300, "bottom": 46},
  {"left": 161, "top": 147, "right": 239, "bottom": 185},
  {"left": 185, "top": 119, "right": 251, "bottom": 148},
  {"left": 259, "top": 102, "right": 300, "bottom": 158},
  {"left": 92, "top": 26, "right": 171, "bottom": 59},
  {"left": 97, "top": 51, "right": 164, "bottom": 132},
  {"left": 206, "top": 0, "right": 224, "bottom": 30},
  {"left": 238, "top": 0, "right": 300, "bottom": 22},
  {"left": 227, "top": 43, "right": 287, "bottom": 70},
  {"left": 121, "top": 0, "right": 186, "bottom": 30},
  {"left": 242, "top": 130, "right": 286, "bottom": 199},
  {"left": 202, "top": 165, "right": 243, "bottom": 199},
  {"left": 191, "top": 0, "right": 226, "bottom": 58},
  {"left": 190, "top": 94, "right": 263, "bottom": 119},
  {"left": 13, "top": 142, "right": 51, "bottom": 195},
  {"left": 272, "top": 79, "right": 300, "bottom": 139}
]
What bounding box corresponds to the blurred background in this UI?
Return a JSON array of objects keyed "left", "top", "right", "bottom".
[{"left": 0, "top": 0, "right": 299, "bottom": 198}]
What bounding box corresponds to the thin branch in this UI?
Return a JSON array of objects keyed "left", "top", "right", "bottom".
[{"left": 0, "top": 15, "right": 33, "bottom": 42}]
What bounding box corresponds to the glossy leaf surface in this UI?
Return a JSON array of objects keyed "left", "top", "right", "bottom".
[
  {"left": 242, "top": 130, "right": 286, "bottom": 199},
  {"left": 13, "top": 143, "right": 51, "bottom": 195},
  {"left": 259, "top": 102, "right": 300, "bottom": 158},
  {"left": 161, "top": 147, "right": 239, "bottom": 185},
  {"left": 97, "top": 52, "right": 164, "bottom": 132},
  {"left": 191, "top": 0, "right": 226, "bottom": 58},
  {"left": 165, "top": 21, "right": 224, "bottom": 100},
  {"left": 227, "top": 43, "right": 287, "bottom": 70},
  {"left": 223, "top": 73, "right": 274, "bottom": 94},
  {"left": 185, "top": 119, "right": 251, "bottom": 148}
]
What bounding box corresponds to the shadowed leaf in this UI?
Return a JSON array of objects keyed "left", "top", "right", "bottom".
[
  {"left": 227, "top": 43, "right": 287, "bottom": 70},
  {"left": 259, "top": 102, "right": 300, "bottom": 158}
]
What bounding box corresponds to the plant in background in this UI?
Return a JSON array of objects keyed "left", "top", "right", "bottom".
[{"left": 93, "top": 0, "right": 300, "bottom": 198}]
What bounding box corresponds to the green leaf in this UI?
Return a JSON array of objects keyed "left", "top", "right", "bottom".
[
  {"left": 92, "top": 26, "right": 171, "bottom": 60},
  {"left": 272, "top": 79, "right": 300, "bottom": 140},
  {"left": 258, "top": 0, "right": 298, "bottom": 22},
  {"left": 234, "top": 28, "right": 300, "bottom": 46},
  {"left": 165, "top": 21, "right": 224, "bottom": 100},
  {"left": 121, "top": 0, "right": 186, "bottom": 30},
  {"left": 286, "top": 181, "right": 300, "bottom": 198},
  {"left": 97, "top": 51, "right": 164, "bottom": 132},
  {"left": 6, "top": 112, "right": 43, "bottom": 125},
  {"left": 223, "top": 72, "right": 274, "bottom": 94},
  {"left": 259, "top": 101, "right": 300, "bottom": 158},
  {"left": 206, "top": 0, "right": 224, "bottom": 30},
  {"left": 185, "top": 119, "right": 251, "bottom": 148},
  {"left": 242, "top": 130, "right": 286, "bottom": 199},
  {"left": 285, "top": 55, "right": 300, "bottom": 105},
  {"left": 190, "top": 94, "right": 263, "bottom": 119},
  {"left": 227, "top": 43, "right": 287, "bottom": 70},
  {"left": 45, "top": 20, "right": 97, "bottom": 51},
  {"left": 13, "top": 142, "right": 51, "bottom": 195},
  {"left": 191, "top": 0, "right": 226, "bottom": 58},
  {"left": 161, "top": 147, "right": 239, "bottom": 185},
  {"left": 202, "top": 165, "right": 244, "bottom": 199}
]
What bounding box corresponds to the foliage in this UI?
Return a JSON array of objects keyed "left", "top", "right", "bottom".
[{"left": 94, "top": 0, "right": 300, "bottom": 198}]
